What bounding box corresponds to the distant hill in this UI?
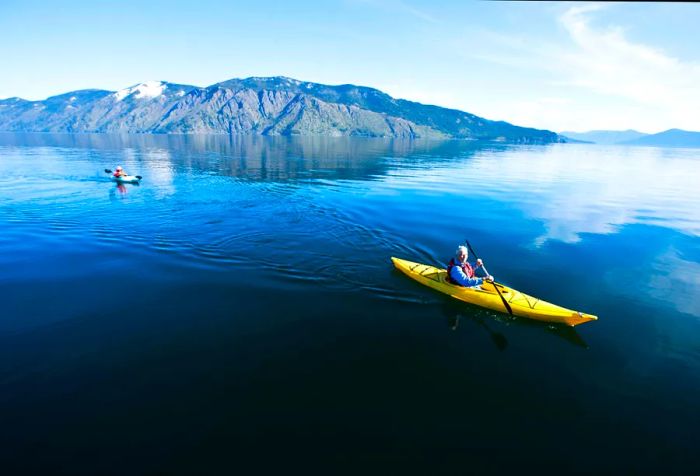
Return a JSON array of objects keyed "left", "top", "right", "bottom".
[
  {"left": 621, "top": 129, "right": 700, "bottom": 148},
  {"left": 559, "top": 129, "right": 648, "bottom": 145},
  {"left": 0, "top": 76, "right": 563, "bottom": 143},
  {"left": 558, "top": 136, "right": 593, "bottom": 144}
]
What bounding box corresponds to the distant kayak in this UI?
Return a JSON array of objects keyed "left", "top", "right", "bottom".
[
  {"left": 391, "top": 257, "right": 597, "bottom": 327},
  {"left": 111, "top": 175, "right": 141, "bottom": 184}
]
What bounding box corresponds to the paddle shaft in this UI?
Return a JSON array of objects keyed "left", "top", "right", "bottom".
[
  {"left": 479, "top": 263, "right": 493, "bottom": 281},
  {"left": 465, "top": 240, "right": 513, "bottom": 316}
]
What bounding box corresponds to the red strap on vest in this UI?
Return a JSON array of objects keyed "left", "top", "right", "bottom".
[{"left": 446, "top": 258, "right": 474, "bottom": 283}]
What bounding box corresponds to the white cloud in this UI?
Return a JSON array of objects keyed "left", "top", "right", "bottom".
[
  {"left": 441, "top": 4, "right": 700, "bottom": 132},
  {"left": 552, "top": 4, "right": 700, "bottom": 131}
]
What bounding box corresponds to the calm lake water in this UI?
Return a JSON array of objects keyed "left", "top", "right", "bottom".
[{"left": 1, "top": 133, "right": 698, "bottom": 473}]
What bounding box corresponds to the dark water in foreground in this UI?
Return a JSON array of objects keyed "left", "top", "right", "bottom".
[{"left": 0, "top": 133, "right": 698, "bottom": 473}]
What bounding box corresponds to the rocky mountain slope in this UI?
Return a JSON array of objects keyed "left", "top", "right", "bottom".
[{"left": 0, "top": 76, "right": 563, "bottom": 142}]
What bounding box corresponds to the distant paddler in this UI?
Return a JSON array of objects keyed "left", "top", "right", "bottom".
[
  {"left": 104, "top": 167, "right": 142, "bottom": 183},
  {"left": 112, "top": 165, "right": 127, "bottom": 178}
]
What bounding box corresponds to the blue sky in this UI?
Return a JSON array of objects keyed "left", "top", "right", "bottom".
[{"left": 1, "top": 0, "right": 697, "bottom": 133}]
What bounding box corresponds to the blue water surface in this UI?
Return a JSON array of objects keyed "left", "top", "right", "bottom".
[{"left": 0, "top": 133, "right": 698, "bottom": 473}]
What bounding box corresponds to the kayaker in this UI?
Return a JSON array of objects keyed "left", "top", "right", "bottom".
[
  {"left": 113, "top": 166, "right": 127, "bottom": 178},
  {"left": 446, "top": 245, "right": 493, "bottom": 287}
]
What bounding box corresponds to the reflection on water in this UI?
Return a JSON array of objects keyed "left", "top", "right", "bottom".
[
  {"left": 381, "top": 143, "right": 700, "bottom": 244},
  {"left": 648, "top": 247, "right": 700, "bottom": 317},
  {"left": 0, "top": 132, "right": 488, "bottom": 182},
  {"left": 4, "top": 133, "right": 698, "bottom": 244},
  {"left": 0, "top": 133, "right": 698, "bottom": 473},
  {"left": 609, "top": 244, "right": 700, "bottom": 318},
  {"left": 441, "top": 299, "right": 588, "bottom": 349},
  {"left": 1, "top": 133, "right": 698, "bottom": 320}
]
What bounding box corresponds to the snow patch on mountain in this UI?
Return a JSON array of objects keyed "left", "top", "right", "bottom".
[{"left": 114, "top": 81, "right": 167, "bottom": 101}]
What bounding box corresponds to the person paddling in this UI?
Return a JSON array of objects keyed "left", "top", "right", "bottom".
[
  {"left": 113, "top": 166, "right": 127, "bottom": 178},
  {"left": 446, "top": 245, "right": 493, "bottom": 287}
]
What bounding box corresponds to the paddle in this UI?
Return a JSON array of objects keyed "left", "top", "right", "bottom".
[
  {"left": 465, "top": 239, "right": 513, "bottom": 317},
  {"left": 448, "top": 314, "right": 508, "bottom": 350},
  {"left": 444, "top": 303, "right": 508, "bottom": 351},
  {"left": 478, "top": 317, "right": 508, "bottom": 351},
  {"left": 105, "top": 169, "right": 142, "bottom": 180}
]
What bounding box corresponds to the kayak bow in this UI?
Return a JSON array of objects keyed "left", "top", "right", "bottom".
[{"left": 391, "top": 257, "right": 597, "bottom": 327}]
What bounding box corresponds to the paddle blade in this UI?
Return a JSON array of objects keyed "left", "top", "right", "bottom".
[
  {"left": 104, "top": 169, "right": 112, "bottom": 174},
  {"left": 135, "top": 175, "right": 142, "bottom": 180}
]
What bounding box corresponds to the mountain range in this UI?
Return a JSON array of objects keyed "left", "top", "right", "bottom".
[
  {"left": 0, "top": 76, "right": 562, "bottom": 143},
  {"left": 559, "top": 130, "right": 647, "bottom": 145},
  {"left": 560, "top": 128, "right": 700, "bottom": 147}
]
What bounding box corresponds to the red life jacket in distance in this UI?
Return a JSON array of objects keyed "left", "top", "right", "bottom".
[{"left": 446, "top": 258, "right": 475, "bottom": 284}]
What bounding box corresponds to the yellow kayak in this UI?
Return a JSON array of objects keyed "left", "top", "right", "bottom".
[{"left": 391, "top": 257, "right": 597, "bottom": 327}]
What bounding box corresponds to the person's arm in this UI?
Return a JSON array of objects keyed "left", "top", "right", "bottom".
[
  {"left": 450, "top": 265, "right": 483, "bottom": 287},
  {"left": 473, "top": 259, "right": 486, "bottom": 277},
  {"left": 472, "top": 259, "right": 494, "bottom": 281},
  {"left": 472, "top": 259, "right": 486, "bottom": 277}
]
